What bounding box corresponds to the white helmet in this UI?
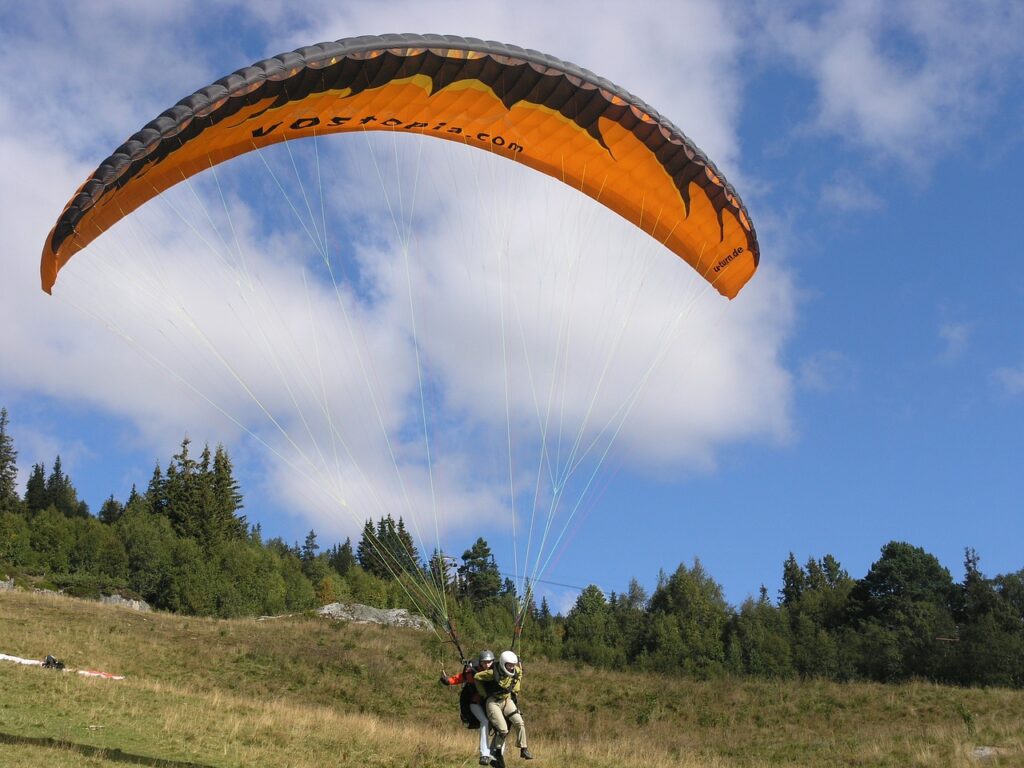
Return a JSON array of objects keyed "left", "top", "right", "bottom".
[{"left": 498, "top": 650, "right": 519, "bottom": 677}]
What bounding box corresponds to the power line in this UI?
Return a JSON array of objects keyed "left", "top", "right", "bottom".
[{"left": 498, "top": 571, "right": 594, "bottom": 593}]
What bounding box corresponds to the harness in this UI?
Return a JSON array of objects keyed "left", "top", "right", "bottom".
[{"left": 483, "top": 670, "right": 520, "bottom": 702}]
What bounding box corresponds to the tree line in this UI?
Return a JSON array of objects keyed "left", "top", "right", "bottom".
[
  {"left": 0, "top": 407, "right": 522, "bottom": 624},
  {"left": 555, "top": 546, "right": 1024, "bottom": 688},
  {"left": 1, "top": 406, "right": 1022, "bottom": 687}
]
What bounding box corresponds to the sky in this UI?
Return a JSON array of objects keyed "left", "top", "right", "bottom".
[{"left": 2, "top": 1, "right": 1023, "bottom": 615}]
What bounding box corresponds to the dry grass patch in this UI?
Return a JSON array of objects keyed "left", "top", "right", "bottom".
[{"left": 2, "top": 590, "right": 1023, "bottom": 767}]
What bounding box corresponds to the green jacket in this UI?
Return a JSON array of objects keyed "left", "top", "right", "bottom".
[{"left": 473, "top": 664, "right": 522, "bottom": 700}]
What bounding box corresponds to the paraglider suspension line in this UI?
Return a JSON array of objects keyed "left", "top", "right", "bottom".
[{"left": 445, "top": 617, "right": 468, "bottom": 664}]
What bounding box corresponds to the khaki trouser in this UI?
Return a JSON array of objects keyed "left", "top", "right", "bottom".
[{"left": 486, "top": 695, "right": 527, "bottom": 750}]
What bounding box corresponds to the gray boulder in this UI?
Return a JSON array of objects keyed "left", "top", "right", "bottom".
[
  {"left": 100, "top": 594, "right": 152, "bottom": 612},
  {"left": 317, "top": 602, "right": 432, "bottom": 630}
]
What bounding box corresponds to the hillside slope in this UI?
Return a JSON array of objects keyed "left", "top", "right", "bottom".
[{"left": 1, "top": 591, "right": 1021, "bottom": 767}]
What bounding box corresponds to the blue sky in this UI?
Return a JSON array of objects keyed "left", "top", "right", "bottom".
[{"left": 2, "top": 1, "right": 1023, "bottom": 614}]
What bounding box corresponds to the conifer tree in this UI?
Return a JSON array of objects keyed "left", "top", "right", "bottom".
[
  {"left": 563, "top": 584, "right": 622, "bottom": 666},
  {"left": 24, "top": 462, "right": 47, "bottom": 515},
  {"left": 301, "top": 530, "right": 319, "bottom": 562},
  {"left": 125, "top": 484, "right": 150, "bottom": 515},
  {"left": 46, "top": 456, "right": 69, "bottom": 512},
  {"left": 146, "top": 463, "right": 165, "bottom": 516},
  {"left": 165, "top": 438, "right": 200, "bottom": 538},
  {"left": 0, "top": 408, "right": 20, "bottom": 514},
  {"left": 394, "top": 516, "right": 421, "bottom": 574},
  {"left": 426, "top": 548, "right": 450, "bottom": 591},
  {"left": 357, "top": 519, "right": 384, "bottom": 577},
  {"left": 99, "top": 494, "right": 125, "bottom": 525},
  {"left": 805, "top": 556, "right": 827, "bottom": 592},
  {"left": 501, "top": 577, "right": 517, "bottom": 598},
  {"left": 45, "top": 456, "right": 88, "bottom": 518},
  {"left": 377, "top": 515, "right": 402, "bottom": 578},
  {"left": 212, "top": 445, "right": 246, "bottom": 539},
  {"left": 377, "top": 515, "right": 398, "bottom": 572},
  {"left": 821, "top": 554, "right": 850, "bottom": 589},
  {"left": 538, "top": 597, "right": 553, "bottom": 628},
  {"left": 328, "top": 538, "right": 356, "bottom": 576},
  {"left": 780, "top": 552, "right": 806, "bottom": 606},
  {"left": 458, "top": 537, "right": 501, "bottom": 606},
  {"left": 354, "top": 515, "right": 420, "bottom": 580}
]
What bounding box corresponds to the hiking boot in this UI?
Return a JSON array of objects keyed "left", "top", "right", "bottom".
[{"left": 520, "top": 747, "right": 535, "bottom": 760}]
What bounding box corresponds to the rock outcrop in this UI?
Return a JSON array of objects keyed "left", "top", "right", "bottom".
[{"left": 316, "top": 602, "right": 432, "bottom": 630}]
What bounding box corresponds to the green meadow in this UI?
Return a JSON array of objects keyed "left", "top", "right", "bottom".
[{"left": 1, "top": 590, "right": 1021, "bottom": 767}]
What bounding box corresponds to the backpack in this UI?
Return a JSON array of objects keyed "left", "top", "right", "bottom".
[
  {"left": 456, "top": 663, "right": 479, "bottom": 733},
  {"left": 459, "top": 682, "right": 477, "bottom": 728}
]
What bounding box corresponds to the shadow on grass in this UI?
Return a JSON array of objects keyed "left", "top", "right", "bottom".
[{"left": 0, "top": 731, "right": 216, "bottom": 767}]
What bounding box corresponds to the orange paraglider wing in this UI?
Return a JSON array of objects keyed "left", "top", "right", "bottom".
[{"left": 41, "top": 33, "right": 759, "bottom": 298}]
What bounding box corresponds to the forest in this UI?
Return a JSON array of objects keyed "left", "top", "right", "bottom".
[{"left": 1, "top": 406, "right": 1022, "bottom": 688}]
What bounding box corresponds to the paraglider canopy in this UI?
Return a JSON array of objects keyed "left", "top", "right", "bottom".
[
  {"left": 41, "top": 33, "right": 758, "bottom": 299},
  {"left": 37, "top": 34, "right": 765, "bottom": 658}
]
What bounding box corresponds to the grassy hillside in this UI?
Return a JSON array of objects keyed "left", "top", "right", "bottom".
[{"left": 1, "top": 590, "right": 1021, "bottom": 767}]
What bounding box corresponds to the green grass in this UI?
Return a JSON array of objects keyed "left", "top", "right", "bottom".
[{"left": 1, "top": 590, "right": 1022, "bottom": 767}]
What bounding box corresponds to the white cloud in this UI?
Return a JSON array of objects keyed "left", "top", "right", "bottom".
[
  {"left": 758, "top": 0, "right": 1024, "bottom": 168},
  {"left": 1, "top": 3, "right": 217, "bottom": 155},
  {"left": 994, "top": 364, "right": 1024, "bottom": 396},
  {"left": 937, "top": 322, "right": 971, "bottom": 363},
  {"left": 798, "top": 350, "right": 857, "bottom": 393},
  {"left": 819, "top": 175, "right": 883, "bottom": 212},
  {"left": 0, "top": 2, "right": 795, "bottom": 575},
  {"left": 11, "top": 426, "right": 91, "bottom": 497}
]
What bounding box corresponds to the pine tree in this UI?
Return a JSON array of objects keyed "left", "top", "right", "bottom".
[
  {"left": 45, "top": 456, "right": 88, "bottom": 518},
  {"left": 377, "top": 515, "right": 398, "bottom": 574},
  {"left": 394, "top": 517, "right": 421, "bottom": 574},
  {"left": 458, "top": 537, "right": 501, "bottom": 606},
  {"left": 501, "top": 577, "right": 517, "bottom": 598},
  {"left": 46, "top": 456, "right": 69, "bottom": 512},
  {"left": 0, "top": 408, "right": 20, "bottom": 514},
  {"left": 805, "top": 556, "right": 827, "bottom": 592},
  {"left": 357, "top": 519, "right": 384, "bottom": 577},
  {"left": 24, "top": 462, "right": 48, "bottom": 515},
  {"left": 539, "top": 597, "right": 553, "bottom": 628},
  {"left": 98, "top": 494, "right": 125, "bottom": 525},
  {"left": 821, "top": 554, "right": 849, "bottom": 589},
  {"left": 126, "top": 484, "right": 141, "bottom": 508},
  {"left": 354, "top": 515, "right": 417, "bottom": 580},
  {"left": 146, "top": 463, "right": 165, "bottom": 517},
  {"left": 328, "top": 537, "right": 357, "bottom": 576},
  {"left": 780, "top": 552, "right": 806, "bottom": 606},
  {"left": 199, "top": 443, "right": 212, "bottom": 475},
  {"left": 302, "top": 530, "right": 319, "bottom": 562},
  {"left": 192, "top": 443, "right": 220, "bottom": 544},
  {"left": 165, "top": 438, "right": 200, "bottom": 538},
  {"left": 643, "top": 559, "right": 730, "bottom": 677},
  {"left": 377, "top": 515, "right": 402, "bottom": 578},
  {"left": 212, "top": 445, "right": 246, "bottom": 539},
  {"left": 563, "top": 584, "right": 622, "bottom": 666},
  {"left": 426, "top": 548, "right": 450, "bottom": 591}
]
